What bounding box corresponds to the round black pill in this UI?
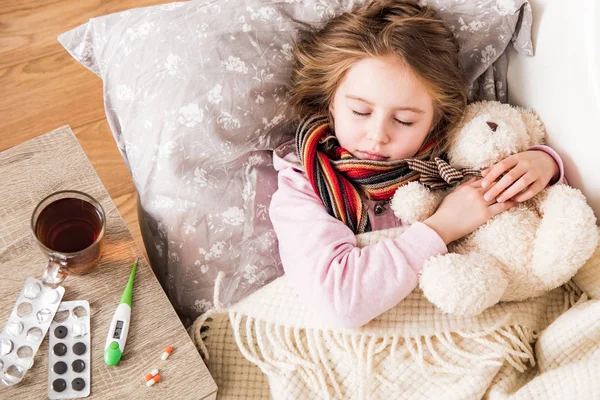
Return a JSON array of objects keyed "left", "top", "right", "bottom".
[
  {"left": 72, "top": 359, "right": 86, "bottom": 373},
  {"left": 52, "top": 379, "right": 67, "bottom": 392},
  {"left": 54, "top": 326, "right": 68, "bottom": 339},
  {"left": 72, "top": 377, "right": 86, "bottom": 391},
  {"left": 53, "top": 361, "right": 68, "bottom": 375},
  {"left": 53, "top": 343, "right": 67, "bottom": 356},
  {"left": 73, "top": 342, "right": 86, "bottom": 355}
]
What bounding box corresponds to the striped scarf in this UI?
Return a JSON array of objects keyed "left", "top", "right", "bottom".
[{"left": 296, "top": 115, "right": 436, "bottom": 234}]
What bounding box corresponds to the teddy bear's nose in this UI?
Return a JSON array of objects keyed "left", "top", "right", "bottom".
[{"left": 486, "top": 122, "right": 498, "bottom": 132}]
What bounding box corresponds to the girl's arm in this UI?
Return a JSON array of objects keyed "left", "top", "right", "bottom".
[{"left": 269, "top": 165, "right": 447, "bottom": 329}]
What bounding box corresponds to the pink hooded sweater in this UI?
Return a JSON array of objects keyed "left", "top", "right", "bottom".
[{"left": 269, "top": 141, "right": 567, "bottom": 329}]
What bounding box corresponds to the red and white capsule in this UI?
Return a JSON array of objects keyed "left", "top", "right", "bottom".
[
  {"left": 144, "top": 369, "right": 159, "bottom": 382},
  {"left": 146, "top": 374, "right": 161, "bottom": 387},
  {"left": 161, "top": 346, "right": 173, "bottom": 360}
]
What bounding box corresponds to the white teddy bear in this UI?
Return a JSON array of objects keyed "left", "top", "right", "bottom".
[{"left": 391, "top": 101, "right": 599, "bottom": 316}]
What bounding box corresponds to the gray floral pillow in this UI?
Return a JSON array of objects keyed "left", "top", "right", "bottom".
[
  {"left": 58, "top": 0, "right": 533, "bottom": 326},
  {"left": 420, "top": 0, "right": 534, "bottom": 102}
]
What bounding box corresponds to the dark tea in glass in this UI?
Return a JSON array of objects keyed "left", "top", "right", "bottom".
[
  {"left": 31, "top": 190, "right": 105, "bottom": 286},
  {"left": 35, "top": 198, "right": 103, "bottom": 253}
]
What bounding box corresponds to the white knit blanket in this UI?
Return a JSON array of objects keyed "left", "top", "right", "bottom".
[{"left": 191, "top": 227, "right": 600, "bottom": 399}]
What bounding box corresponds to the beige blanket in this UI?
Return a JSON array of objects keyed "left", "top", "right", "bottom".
[{"left": 191, "top": 228, "right": 600, "bottom": 399}]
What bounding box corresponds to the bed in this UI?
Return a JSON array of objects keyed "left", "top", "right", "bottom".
[
  {"left": 58, "top": 0, "right": 600, "bottom": 398},
  {"left": 188, "top": 1, "right": 600, "bottom": 397}
]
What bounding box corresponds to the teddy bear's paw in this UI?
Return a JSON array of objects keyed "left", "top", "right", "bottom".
[
  {"left": 532, "top": 185, "right": 599, "bottom": 289},
  {"left": 391, "top": 182, "right": 442, "bottom": 223},
  {"left": 419, "top": 253, "right": 508, "bottom": 316}
]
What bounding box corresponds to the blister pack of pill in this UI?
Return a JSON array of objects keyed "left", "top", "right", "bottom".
[
  {"left": 47, "top": 300, "right": 91, "bottom": 399},
  {"left": 0, "top": 277, "right": 65, "bottom": 386}
]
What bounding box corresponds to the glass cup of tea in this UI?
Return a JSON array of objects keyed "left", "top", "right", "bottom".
[{"left": 30, "top": 190, "right": 106, "bottom": 287}]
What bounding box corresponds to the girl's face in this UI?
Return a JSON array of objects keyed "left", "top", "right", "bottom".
[{"left": 329, "top": 56, "right": 437, "bottom": 161}]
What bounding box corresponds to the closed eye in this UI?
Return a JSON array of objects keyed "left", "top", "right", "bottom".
[
  {"left": 352, "top": 110, "right": 413, "bottom": 127},
  {"left": 396, "top": 119, "right": 413, "bottom": 127}
]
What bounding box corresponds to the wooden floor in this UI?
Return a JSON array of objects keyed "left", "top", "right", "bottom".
[{"left": 0, "top": 0, "right": 172, "bottom": 255}]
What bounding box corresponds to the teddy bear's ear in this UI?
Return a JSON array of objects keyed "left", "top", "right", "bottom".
[{"left": 517, "top": 106, "right": 546, "bottom": 146}]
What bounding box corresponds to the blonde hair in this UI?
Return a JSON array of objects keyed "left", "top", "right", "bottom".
[{"left": 288, "top": 0, "right": 467, "bottom": 156}]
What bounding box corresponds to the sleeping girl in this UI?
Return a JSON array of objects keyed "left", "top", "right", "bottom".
[{"left": 269, "top": 0, "right": 565, "bottom": 328}]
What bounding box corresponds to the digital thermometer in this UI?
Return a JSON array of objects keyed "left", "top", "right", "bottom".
[{"left": 104, "top": 258, "right": 138, "bottom": 366}]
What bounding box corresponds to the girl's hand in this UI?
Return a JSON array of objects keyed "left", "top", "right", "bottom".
[
  {"left": 480, "top": 150, "right": 560, "bottom": 203},
  {"left": 424, "top": 177, "right": 517, "bottom": 245}
]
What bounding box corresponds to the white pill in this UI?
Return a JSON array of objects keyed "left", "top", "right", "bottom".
[
  {"left": 23, "top": 283, "right": 41, "bottom": 299},
  {"left": 43, "top": 288, "right": 60, "bottom": 304},
  {"left": 6, "top": 321, "right": 24, "bottom": 337},
  {"left": 72, "top": 322, "right": 88, "bottom": 338}
]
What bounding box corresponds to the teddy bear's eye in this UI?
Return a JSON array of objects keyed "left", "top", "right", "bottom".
[{"left": 486, "top": 122, "right": 498, "bottom": 132}]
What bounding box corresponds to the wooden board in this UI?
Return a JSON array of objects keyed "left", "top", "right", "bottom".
[{"left": 0, "top": 126, "right": 217, "bottom": 399}]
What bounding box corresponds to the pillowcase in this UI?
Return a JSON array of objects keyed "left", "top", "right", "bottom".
[
  {"left": 419, "top": 0, "right": 534, "bottom": 102},
  {"left": 58, "top": 0, "right": 533, "bottom": 327}
]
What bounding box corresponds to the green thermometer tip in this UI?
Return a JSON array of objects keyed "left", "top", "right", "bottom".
[{"left": 120, "top": 258, "right": 138, "bottom": 306}]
